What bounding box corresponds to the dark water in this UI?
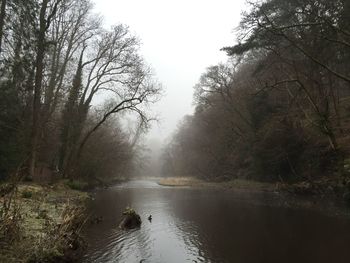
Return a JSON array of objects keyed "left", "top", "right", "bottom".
[{"left": 82, "top": 180, "right": 350, "bottom": 263}]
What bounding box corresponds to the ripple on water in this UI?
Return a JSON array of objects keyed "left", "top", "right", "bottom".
[{"left": 83, "top": 180, "right": 350, "bottom": 263}]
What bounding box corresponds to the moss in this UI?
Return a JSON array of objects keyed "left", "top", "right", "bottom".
[{"left": 122, "top": 207, "right": 137, "bottom": 216}]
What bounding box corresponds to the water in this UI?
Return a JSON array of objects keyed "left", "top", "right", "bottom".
[{"left": 82, "top": 180, "right": 350, "bottom": 263}]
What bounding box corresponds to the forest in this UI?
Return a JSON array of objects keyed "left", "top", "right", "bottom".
[
  {"left": 0, "top": 0, "right": 161, "bottom": 184},
  {"left": 1, "top": 0, "right": 350, "bottom": 262},
  {"left": 0, "top": 0, "right": 162, "bottom": 260},
  {"left": 163, "top": 0, "right": 350, "bottom": 184}
]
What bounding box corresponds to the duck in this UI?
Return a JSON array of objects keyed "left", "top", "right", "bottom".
[{"left": 148, "top": 215, "right": 152, "bottom": 222}]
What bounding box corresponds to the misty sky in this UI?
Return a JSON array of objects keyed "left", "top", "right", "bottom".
[{"left": 92, "top": 0, "right": 247, "bottom": 143}]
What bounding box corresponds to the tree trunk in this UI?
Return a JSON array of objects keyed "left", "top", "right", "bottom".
[
  {"left": 0, "top": 0, "right": 7, "bottom": 54},
  {"left": 29, "top": 0, "right": 50, "bottom": 178},
  {"left": 60, "top": 50, "right": 85, "bottom": 176}
]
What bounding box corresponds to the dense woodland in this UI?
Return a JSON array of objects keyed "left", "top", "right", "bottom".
[
  {"left": 163, "top": 0, "right": 350, "bottom": 182},
  {"left": 1, "top": 0, "right": 350, "bottom": 185},
  {"left": 0, "top": 0, "right": 161, "bottom": 183}
]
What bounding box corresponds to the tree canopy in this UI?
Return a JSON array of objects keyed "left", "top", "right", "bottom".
[{"left": 163, "top": 0, "right": 350, "bottom": 182}]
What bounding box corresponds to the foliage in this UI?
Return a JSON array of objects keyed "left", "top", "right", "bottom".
[
  {"left": 0, "top": 187, "right": 22, "bottom": 244},
  {"left": 0, "top": 0, "right": 161, "bottom": 182},
  {"left": 65, "top": 180, "right": 89, "bottom": 191},
  {"left": 163, "top": 0, "right": 350, "bottom": 183},
  {"left": 21, "top": 190, "right": 33, "bottom": 199},
  {"left": 76, "top": 114, "right": 134, "bottom": 181}
]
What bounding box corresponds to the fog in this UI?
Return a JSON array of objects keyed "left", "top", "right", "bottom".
[
  {"left": 92, "top": 0, "right": 247, "bottom": 147},
  {"left": 2, "top": 1, "right": 350, "bottom": 261}
]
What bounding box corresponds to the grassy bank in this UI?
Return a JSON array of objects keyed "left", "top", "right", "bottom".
[{"left": 0, "top": 181, "right": 89, "bottom": 263}]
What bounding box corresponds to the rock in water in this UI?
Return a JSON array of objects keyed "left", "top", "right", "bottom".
[{"left": 119, "top": 207, "right": 142, "bottom": 229}]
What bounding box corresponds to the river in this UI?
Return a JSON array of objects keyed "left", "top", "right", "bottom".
[{"left": 82, "top": 180, "right": 350, "bottom": 263}]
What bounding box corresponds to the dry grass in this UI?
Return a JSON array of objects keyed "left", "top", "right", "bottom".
[
  {"left": 0, "top": 182, "right": 89, "bottom": 262},
  {"left": 157, "top": 177, "right": 276, "bottom": 191},
  {"left": 157, "top": 177, "right": 203, "bottom": 187}
]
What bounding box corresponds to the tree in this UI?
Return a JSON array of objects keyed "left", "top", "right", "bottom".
[
  {"left": 0, "top": 0, "right": 161, "bottom": 182},
  {"left": 29, "top": 0, "right": 62, "bottom": 178},
  {"left": 223, "top": 0, "right": 350, "bottom": 153},
  {"left": 0, "top": 0, "right": 7, "bottom": 54},
  {"left": 60, "top": 24, "right": 161, "bottom": 177}
]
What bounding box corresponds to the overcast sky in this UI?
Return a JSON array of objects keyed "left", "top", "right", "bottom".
[{"left": 92, "top": 0, "right": 247, "bottom": 144}]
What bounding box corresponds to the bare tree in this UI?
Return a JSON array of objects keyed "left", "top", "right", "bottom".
[
  {"left": 43, "top": 0, "right": 99, "bottom": 119},
  {"left": 60, "top": 24, "right": 162, "bottom": 177},
  {"left": 0, "top": 0, "right": 162, "bottom": 182}
]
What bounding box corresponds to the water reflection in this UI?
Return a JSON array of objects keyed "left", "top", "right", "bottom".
[
  {"left": 82, "top": 180, "right": 350, "bottom": 263},
  {"left": 83, "top": 181, "right": 208, "bottom": 262}
]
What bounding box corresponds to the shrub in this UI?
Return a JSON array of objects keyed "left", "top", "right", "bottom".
[
  {"left": 21, "top": 190, "right": 33, "bottom": 199},
  {"left": 65, "top": 180, "right": 89, "bottom": 191}
]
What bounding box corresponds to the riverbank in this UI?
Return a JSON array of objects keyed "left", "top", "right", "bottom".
[
  {"left": 157, "top": 176, "right": 350, "bottom": 196},
  {"left": 157, "top": 177, "right": 276, "bottom": 191},
  {"left": 82, "top": 179, "right": 350, "bottom": 263},
  {"left": 0, "top": 181, "right": 89, "bottom": 263},
  {"left": 158, "top": 177, "right": 350, "bottom": 216}
]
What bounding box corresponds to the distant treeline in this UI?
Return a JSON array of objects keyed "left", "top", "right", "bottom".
[
  {"left": 0, "top": 0, "right": 161, "bottom": 181},
  {"left": 163, "top": 0, "right": 350, "bottom": 182}
]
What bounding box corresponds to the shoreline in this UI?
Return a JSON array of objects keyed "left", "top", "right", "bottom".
[
  {"left": 157, "top": 177, "right": 350, "bottom": 218},
  {"left": 157, "top": 177, "right": 276, "bottom": 191}
]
